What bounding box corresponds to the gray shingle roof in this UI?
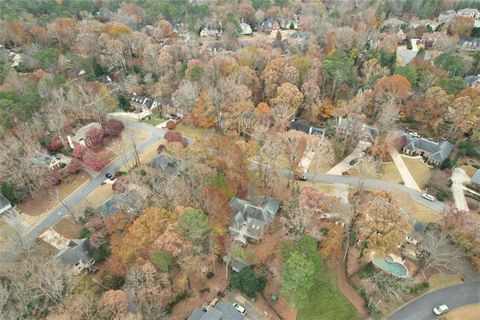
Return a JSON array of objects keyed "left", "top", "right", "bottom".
[
  {"left": 472, "top": 169, "right": 480, "bottom": 184},
  {"left": 0, "top": 192, "right": 12, "bottom": 215},
  {"left": 96, "top": 190, "right": 143, "bottom": 217},
  {"left": 290, "top": 121, "right": 325, "bottom": 136},
  {"left": 149, "top": 154, "right": 178, "bottom": 174},
  {"left": 404, "top": 137, "right": 454, "bottom": 163},
  {"left": 56, "top": 238, "right": 93, "bottom": 265},
  {"left": 131, "top": 96, "right": 154, "bottom": 109},
  {"left": 187, "top": 302, "right": 242, "bottom": 320}
]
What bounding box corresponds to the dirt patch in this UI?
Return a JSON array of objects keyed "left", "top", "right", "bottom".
[
  {"left": 442, "top": 303, "right": 480, "bottom": 320},
  {"left": 460, "top": 165, "right": 478, "bottom": 177},
  {"left": 53, "top": 215, "right": 82, "bottom": 239},
  {"left": 17, "top": 172, "right": 90, "bottom": 217}
]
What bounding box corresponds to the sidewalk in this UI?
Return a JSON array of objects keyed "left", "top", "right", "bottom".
[{"left": 389, "top": 149, "right": 422, "bottom": 192}]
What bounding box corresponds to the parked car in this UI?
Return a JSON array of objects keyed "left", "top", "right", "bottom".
[
  {"left": 349, "top": 158, "right": 359, "bottom": 165},
  {"left": 357, "top": 152, "right": 366, "bottom": 158},
  {"left": 294, "top": 174, "right": 307, "bottom": 181},
  {"left": 432, "top": 304, "right": 449, "bottom": 316},
  {"left": 405, "top": 236, "right": 418, "bottom": 245},
  {"left": 233, "top": 303, "right": 246, "bottom": 315},
  {"left": 422, "top": 193, "right": 435, "bottom": 201},
  {"left": 105, "top": 172, "right": 115, "bottom": 181}
]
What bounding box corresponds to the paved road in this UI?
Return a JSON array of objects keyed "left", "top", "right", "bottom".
[
  {"left": 388, "top": 282, "right": 480, "bottom": 320},
  {"left": 306, "top": 173, "right": 445, "bottom": 213}
]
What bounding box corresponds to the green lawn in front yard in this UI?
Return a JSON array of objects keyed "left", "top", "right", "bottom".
[
  {"left": 143, "top": 114, "right": 163, "bottom": 126},
  {"left": 176, "top": 124, "right": 211, "bottom": 139},
  {"left": 380, "top": 162, "right": 403, "bottom": 184},
  {"left": 401, "top": 156, "right": 432, "bottom": 189},
  {"left": 297, "top": 272, "right": 358, "bottom": 320}
]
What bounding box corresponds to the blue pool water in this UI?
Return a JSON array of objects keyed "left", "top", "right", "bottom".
[{"left": 373, "top": 258, "right": 408, "bottom": 277}]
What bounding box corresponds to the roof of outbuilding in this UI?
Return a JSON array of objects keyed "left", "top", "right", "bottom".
[{"left": 472, "top": 169, "right": 480, "bottom": 184}]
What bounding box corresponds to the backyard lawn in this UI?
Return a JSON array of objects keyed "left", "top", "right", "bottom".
[
  {"left": 176, "top": 124, "right": 211, "bottom": 140},
  {"left": 380, "top": 162, "right": 403, "bottom": 184},
  {"left": 428, "top": 273, "right": 463, "bottom": 291},
  {"left": 401, "top": 156, "right": 431, "bottom": 189},
  {"left": 391, "top": 192, "right": 442, "bottom": 224},
  {"left": 297, "top": 271, "right": 358, "bottom": 320}
]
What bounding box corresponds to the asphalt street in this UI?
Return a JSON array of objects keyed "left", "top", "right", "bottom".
[{"left": 388, "top": 282, "right": 480, "bottom": 320}]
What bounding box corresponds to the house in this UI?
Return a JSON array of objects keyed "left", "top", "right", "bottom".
[
  {"left": 472, "top": 169, "right": 480, "bottom": 188},
  {"left": 239, "top": 20, "right": 252, "bottom": 35},
  {"left": 457, "top": 8, "right": 480, "bottom": 19},
  {"left": 32, "top": 153, "right": 62, "bottom": 170},
  {"left": 187, "top": 301, "right": 243, "bottom": 320},
  {"left": 458, "top": 37, "right": 480, "bottom": 51},
  {"left": 337, "top": 117, "right": 377, "bottom": 143},
  {"left": 56, "top": 238, "right": 95, "bottom": 276},
  {"left": 279, "top": 17, "right": 299, "bottom": 30},
  {"left": 67, "top": 122, "right": 103, "bottom": 149},
  {"left": 402, "top": 135, "right": 454, "bottom": 165},
  {"left": 0, "top": 192, "right": 13, "bottom": 216},
  {"left": 149, "top": 154, "right": 178, "bottom": 174},
  {"left": 464, "top": 75, "right": 480, "bottom": 88},
  {"left": 231, "top": 257, "right": 250, "bottom": 273},
  {"left": 131, "top": 94, "right": 158, "bottom": 112},
  {"left": 261, "top": 19, "right": 280, "bottom": 33},
  {"left": 96, "top": 189, "right": 144, "bottom": 217},
  {"left": 199, "top": 23, "right": 222, "bottom": 37},
  {"left": 289, "top": 120, "right": 325, "bottom": 136},
  {"left": 229, "top": 196, "right": 281, "bottom": 245}
]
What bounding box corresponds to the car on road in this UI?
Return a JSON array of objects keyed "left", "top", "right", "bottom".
[
  {"left": 422, "top": 193, "right": 435, "bottom": 201},
  {"left": 105, "top": 172, "right": 115, "bottom": 181},
  {"left": 432, "top": 304, "right": 449, "bottom": 316},
  {"left": 357, "top": 152, "right": 366, "bottom": 158},
  {"left": 233, "top": 303, "right": 246, "bottom": 315},
  {"left": 349, "top": 158, "right": 359, "bottom": 165},
  {"left": 294, "top": 174, "right": 307, "bottom": 181}
]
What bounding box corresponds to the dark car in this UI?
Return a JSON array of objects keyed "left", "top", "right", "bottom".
[
  {"left": 294, "top": 174, "right": 307, "bottom": 181},
  {"left": 105, "top": 172, "right": 114, "bottom": 180},
  {"left": 349, "top": 158, "right": 359, "bottom": 166}
]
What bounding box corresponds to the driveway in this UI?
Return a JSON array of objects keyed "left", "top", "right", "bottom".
[
  {"left": 451, "top": 168, "right": 470, "bottom": 211},
  {"left": 327, "top": 141, "right": 370, "bottom": 175},
  {"left": 388, "top": 282, "right": 480, "bottom": 320},
  {"left": 305, "top": 173, "right": 445, "bottom": 213},
  {"left": 223, "top": 291, "right": 268, "bottom": 320},
  {"left": 390, "top": 149, "right": 422, "bottom": 192}
]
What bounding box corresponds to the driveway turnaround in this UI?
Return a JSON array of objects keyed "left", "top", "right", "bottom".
[
  {"left": 451, "top": 168, "right": 471, "bottom": 211},
  {"left": 388, "top": 282, "right": 480, "bottom": 320}
]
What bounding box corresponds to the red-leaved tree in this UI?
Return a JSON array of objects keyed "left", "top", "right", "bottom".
[
  {"left": 72, "top": 143, "right": 86, "bottom": 159},
  {"left": 46, "top": 138, "right": 64, "bottom": 152},
  {"left": 103, "top": 119, "right": 125, "bottom": 137},
  {"left": 66, "top": 158, "right": 83, "bottom": 174},
  {"left": 164, "top": 131, "right": 183, "bottom": 143},
  {"left": 166, "top": 120, "right": 176, "bottom": 130},
  {"left": 86, "top": 127, "right": 104, "bottom": 150},
  {"left": 83, "top": 151, "right": 110, "bottom": 171}
]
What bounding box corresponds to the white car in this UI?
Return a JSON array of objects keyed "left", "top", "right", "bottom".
[
  {"left": 233, "top": 303, "right": 246, "bottom": 315},
  {"left": 357, "top": 152, "right": 366, "bottom": 158},
  {"left": 405, "top": 236, "right": 418, "bottom": 246},
  {"left": 422, "top": 193, "right": 435, "bottom": 201},
  {"left": 433, "top": 304, "right": 449, "bottom": 316}
]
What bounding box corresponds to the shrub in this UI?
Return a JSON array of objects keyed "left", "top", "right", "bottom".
[
  {"left": 436, "top": 190, "right": 452, "bottom": 201},
  {"left": 79, "top": 227, "right": 91, "bottom": 238},
  {"left": 72, "top": 143, "right": 87, "bottom": 159},
  {"left": 101, "top": 274, "right": 124, "bottom": 290},
  {"left": 164, "top": 130, "right": 183, "bottom": 143},
  {"left": 66, "top": 158, "right": 83, "bottom": 174},
  {"left": 458, "top": 141, "right": 480, "bottom": 158},
  {"left": 166, "top": 120, "right": 176, "bottom": 129},
  {"left": 46, "top": 138, "right": 64, "bottom": 152},
  {"left": 229, "top": 266, "right": 266, "bottom": 298},
  {"left": 157, "top": 144, "right": 166, "bottom": 154},
  {"left": 103, "top": 119, "right": 125, "bottom": 137},
  {"left": 86, "top": 127, "right": 104, "bottom": 150}
]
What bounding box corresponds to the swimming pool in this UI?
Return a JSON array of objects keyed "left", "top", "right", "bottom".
[{"left": 373, "top": 258, "right": 409, "bottom": 278}]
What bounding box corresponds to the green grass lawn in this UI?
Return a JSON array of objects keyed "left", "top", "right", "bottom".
[
  {"left": 297, "top": 272, "right": 358, "bottom": 320},
  {"left": 401, "top": 156, "right": 431, "bottom": 189},
  {"left": 143, "top": 114, "right": 163, "bottom": 126}
]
